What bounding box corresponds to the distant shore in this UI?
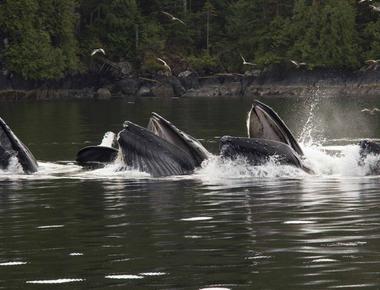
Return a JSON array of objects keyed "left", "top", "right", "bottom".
[{"left": 1, "top": 67, "right": 380, "bottom": 101}]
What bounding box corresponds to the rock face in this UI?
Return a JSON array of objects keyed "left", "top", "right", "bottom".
[
  {"left": 137, "top": 86, "right": 152, "bottom": 97},
  {"left": 1, "top": 67, "right": 380, "bottom": 101},
  {"left": 116, "top": 78, "right": 139, "bottom": 96},
  {"left": 96, "top": 88, "right": 112, "bottom": 99},
  {"left": 151, "top": 83, "right": 175, "bottom": 98}
]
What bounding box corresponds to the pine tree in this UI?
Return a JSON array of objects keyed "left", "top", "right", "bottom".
[{"left": 0, "top": 0, "right": 79, "bottom": 79}]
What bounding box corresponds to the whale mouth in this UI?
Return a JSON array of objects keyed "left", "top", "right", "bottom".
[
  {"left": 147, "top": 112, "right": 209, "bottom": 167},
  {"left": 247, "top": 100, "right": 303, "bottom": 156},
  {"left": 117, "top": 121, "right": 196, "bottom": 177}
]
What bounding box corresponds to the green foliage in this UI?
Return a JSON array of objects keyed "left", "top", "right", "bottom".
[
  {"left": 364, "top": 20, "right": 380, "bottom": 59},
  {"left": 1, "top": 0, "right": 380, "bottom": 80},
  {"left": 0, "top": 0, "right": 80, "bottom": 80},
  {"left": 186, "top": 52, "right": 219, "bottom": 73}
]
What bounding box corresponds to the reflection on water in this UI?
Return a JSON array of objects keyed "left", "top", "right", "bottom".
[{"left": 1, "top": 97, "right": 380, "bottom": 289}]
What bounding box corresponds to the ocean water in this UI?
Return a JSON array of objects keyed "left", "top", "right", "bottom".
[{"left": 1, "top": 96, "right": 380, "bottom": 289}]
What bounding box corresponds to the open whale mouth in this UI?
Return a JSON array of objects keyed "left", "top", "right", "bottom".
[
  {"left": 117, "top": 121, "right": 196, "bottom": 177},
  {"left": 147, "top": 112, "right": 209, "bottom": 167},
  {"left": 247, "top": 100, "right": 303, "bottom": 156}
]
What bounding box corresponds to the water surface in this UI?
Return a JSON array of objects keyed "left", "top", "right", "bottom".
[{"left": 1, "top": 96, "right": 380, "bottom": 289}]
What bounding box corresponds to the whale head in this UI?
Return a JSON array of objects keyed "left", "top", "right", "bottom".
[
  {"left": 147, "top": 112, "right": 209, "bottom": 167},
  {"left": 247, "top": 100, "right": 303, "bottom": 156}
]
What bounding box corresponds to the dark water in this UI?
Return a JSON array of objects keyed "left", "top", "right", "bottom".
[{"left": 1, "top": 96, "right": 380, "bottom": 289}]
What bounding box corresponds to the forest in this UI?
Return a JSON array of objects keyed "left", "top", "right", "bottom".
[{"left": 0, "top": 0, "right": 380, "bottom": 80}]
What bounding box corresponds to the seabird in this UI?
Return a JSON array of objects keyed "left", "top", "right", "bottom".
[
  {"left": 361, "top": 107, "right": 380, "bottom": 115},
  {"left": 161, "top": 11, "right": 186, "bottom": 25},
  {"left": 157, "top": 58, "right": 172, "bottom": 72},
  {"left": 290, "top": 60, "right": 307, "bottom": 69},
  {"left": 240, "top": 54, "right": 256, "bottom": 66},
  {"left": 91, "top": 48, "right": 106, "bottom": 56},
  {"left": 370, "top": 4, "right": 380, "bottom": 11},
  {"left": 365, "top": 59, "right": 380, "bottom": 64},
  {"left": 365, "top": 59, "right": 380, "bottom": 70}
]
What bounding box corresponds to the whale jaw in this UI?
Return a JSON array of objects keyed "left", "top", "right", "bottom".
[
  {"left": 0, "top": 117, "right": 38, "bottom": 173},
  {"left": 118, "top": 121, "right": 196, "bottom": 177},
  {"left": 247, "top": 100, "right": 303, "bottom": 156},
  {"left": 147, "top": 112, "right": 209, "bottom": 167}
]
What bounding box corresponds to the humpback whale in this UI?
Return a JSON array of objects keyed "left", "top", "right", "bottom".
[
  {"left": 0, "top": 117, "right": 38, "bottom": 173},
  {"left": 76, "top": 113, "right": 210, "bottom": 176},
  {"left": 77, "top": 102, "right": 314, "bottom": 176},
  {"left": 118, "top": 121, "right": 197, "bottom": 177},
  {"left": 220, "top": 100, "right": 313, "bottom": 173},
  {"left": 147, "top": 112, "right": 209, "bottom": 167},
  {"left": 247, "top": 100, "right": 303, "bottom": 155},
  {"left": 76, "top": 132, "right": 119, "bottom": 168}
]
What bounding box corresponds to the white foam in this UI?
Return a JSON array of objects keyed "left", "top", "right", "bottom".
[
  {"left": 105, "top": 274, "right": 143, "bottom": 279},
  {"left": 0, "top": 140, "right": 380, "bottom": 181},
  {"left": 37, "top": 225, "right": 64, "bottom": 229},
  {"left": 139, "top": 272, "right": 167, "bottom": 276},
  {"left": 69, "top": 252, "right": 83, "bottom": 256},
  {"left": 99, "top": 131, "right": 116, "bottom": 147},
  {"left": 180, "top": 217, "right": 213, "bottom": 222},
  {"left": 26, "top": 278, "right": 84, "bottom": 284},
  {"left": 196, "top": 155, "right": 307, "bottom": 183},
  {"left": 284, "top": 220, "right": 316, "bottom": 225},
  {"left": 0, "top": 261, "right": 27, "bottom": 266}
]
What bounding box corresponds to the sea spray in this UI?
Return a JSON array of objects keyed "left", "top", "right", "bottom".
[{"left": 298, "top": 86, "right": 327, "bottom": 146}]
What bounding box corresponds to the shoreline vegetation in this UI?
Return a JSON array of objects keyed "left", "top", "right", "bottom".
[{"left": 1, "top": 0, "right": 380, "bottom": 100}]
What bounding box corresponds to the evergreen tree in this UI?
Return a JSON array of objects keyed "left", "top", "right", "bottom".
[
  {"left": 0, "top": 0, "right": 378, "bottom": 79},
  {"left": 0, "top": 0, "right": 79, "bottom": 80}
]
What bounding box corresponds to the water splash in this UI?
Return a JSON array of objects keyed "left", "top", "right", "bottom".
[
  {"left": 99, "top": 131, "right": 116, "bottom": 147},
  {"left": 196, "top": 156, "right": 307, "bottom": 182},
  {"left": 0, "top": 156, "right": 24, "bottom": 175},
  {"left": 298, "top": 87, "right": 326, "bottom": 146}
]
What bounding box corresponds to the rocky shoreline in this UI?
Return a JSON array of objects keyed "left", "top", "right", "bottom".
[{"left": 1, "top": 67, "right": 380, "bottom": 101}]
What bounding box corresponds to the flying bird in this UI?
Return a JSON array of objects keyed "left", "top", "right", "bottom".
[
  {"left": 157, "top": 58, "right": 172, "bottom": 72},
  {"left": 361, "top": 107, "right": 380, "bottom": 115},
  {"left": 370, "top": 4, "right": 380, "bottom": 11},
  {"left": 365, "top": 59, "right": 380, "bottom": 64},
  {"left": 240, "top": 54, "right": 256, "bottom": 66},
  {"left": 91, "top": 48, "right": 106, "bottom": 56},
  {"left": 365, "top": 59, "right": 380, "bottom": 70},
  {"left": 161, "top": 11, "right": 186, "bottom": 25},
  {"left": 290, "top": 60, "right": 307, "bottom": 69}
]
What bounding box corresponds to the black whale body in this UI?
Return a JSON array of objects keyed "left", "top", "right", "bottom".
[
  {"left": 220, "top": 136, "right": 305, "bottom": 168},
  {"left": 75, "top": 101, "right": 316, "bottom": 176},
  {"left": 76, "top": 113, "right": 210, "bottom": 177},
  {"left": 118, "top": 121, "right": 197, "bottom": 177},
  {"left": 0, "top": 117, "right": 38, "bottom": 173},
  {"left": 76, "top": 146, "right": 119, "bottom": 168}
]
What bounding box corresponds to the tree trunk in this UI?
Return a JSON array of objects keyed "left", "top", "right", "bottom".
[
  {"left": 135, "top": 24, "right": 139, "bottom": 49},
  {"left": 183, "top": 0, "right": 187, "bottom": 16},
  {"left": 206, "top": 10, "right": 210, "bottom": 54}
]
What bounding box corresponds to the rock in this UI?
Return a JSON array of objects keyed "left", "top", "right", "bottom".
[
  {"left": 178, "top": 70, "right": 192, "bottom": 78},
  {"left": 96, "top": 87, "right": 112, "bottom": 99},
  {"left": 137, "top": 86, "right": 152, "bottom": 97},
  {"left": 116, "top": 78, "right": 139, "bottom": 96},
  {"left": 178, "top": 71, "right": 200, "bottom": 90},
  {"left": 151, "top": 83, "right": 175, "bottom": 98},
  {"left": 117, "top": 61, "right": 133, "bottom": 75},
  {"left": 167, "top": 77, "right": 186, "bottom": 97}
]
